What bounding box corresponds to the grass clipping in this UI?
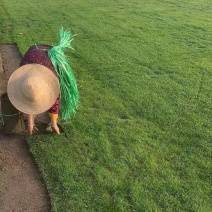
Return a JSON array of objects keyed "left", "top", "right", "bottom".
[{"left": 48, "top": 28, "right": 79, "bottom": 120}]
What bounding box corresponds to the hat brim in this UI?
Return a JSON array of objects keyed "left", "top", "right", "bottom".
[{"left": 7, "top": 64, "right": 60, "bottom": 114}]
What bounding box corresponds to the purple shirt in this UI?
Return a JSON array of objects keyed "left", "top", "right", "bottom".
[{"left": 20, "top": 44, "right": 59, "bottom": 114}]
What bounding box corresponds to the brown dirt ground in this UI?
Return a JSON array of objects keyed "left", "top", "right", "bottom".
[{"left": 0, "top": 45, "right": 51, "bottom": 212}]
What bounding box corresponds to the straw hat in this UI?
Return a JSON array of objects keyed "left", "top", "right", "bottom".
[{"left": 7, "top": 64, "right": 60, "bottom": 114}]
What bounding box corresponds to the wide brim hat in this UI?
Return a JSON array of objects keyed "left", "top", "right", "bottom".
[{"left": 7, "top": 64, "right": 60, "bottom": 114}]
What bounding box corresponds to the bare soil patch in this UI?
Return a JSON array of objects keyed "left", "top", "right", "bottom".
[{"left": 0, "top": 44, "right": 51, "bottom": 212}]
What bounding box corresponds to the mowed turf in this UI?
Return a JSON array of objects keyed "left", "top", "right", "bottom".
[{"left": 1, "top": 0, "right": 212, "bottom": 211}]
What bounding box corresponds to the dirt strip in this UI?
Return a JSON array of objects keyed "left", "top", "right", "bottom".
[{"left": 0, "top": 45, "right": 51, "bottom": 212}]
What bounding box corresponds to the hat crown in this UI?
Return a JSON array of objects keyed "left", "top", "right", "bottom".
[{"left": 21, "top": 76, "right": 45, "bottom": 101}]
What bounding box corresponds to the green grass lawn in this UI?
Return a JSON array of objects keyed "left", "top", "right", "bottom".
[{"left": 1, "top": 0, "right": 212, "bottom": 211}]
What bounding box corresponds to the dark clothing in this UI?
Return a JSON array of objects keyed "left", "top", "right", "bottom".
[{"left": 20, "top": 44, "right": 59, "bottom": 114}]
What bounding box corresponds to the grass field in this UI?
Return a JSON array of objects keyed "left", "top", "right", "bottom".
[{"left": 1, "top": 0, "right": 212, "bottom": 211}]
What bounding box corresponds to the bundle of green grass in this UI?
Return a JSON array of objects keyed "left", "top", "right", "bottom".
[{"left": 48, "top": 28, "right": 79, "bottom": 120}]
